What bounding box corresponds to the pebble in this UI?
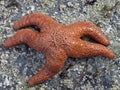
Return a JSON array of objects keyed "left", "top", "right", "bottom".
[{"left": 67, "top": 2, "right": 73, "bottom": 7}]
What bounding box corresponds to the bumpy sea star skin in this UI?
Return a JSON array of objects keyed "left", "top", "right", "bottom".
[{"left": 3, "top": 13, "right": 115, "bottom": 87}]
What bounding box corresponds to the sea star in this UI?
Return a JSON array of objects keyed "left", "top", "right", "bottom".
[{"left": 3, "top": 13, "right": 115, "bottom": 87}]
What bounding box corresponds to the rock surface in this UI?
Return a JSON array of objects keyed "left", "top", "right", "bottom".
[{"left": 0, "top": 0, "right": 120, "bottom": 90}]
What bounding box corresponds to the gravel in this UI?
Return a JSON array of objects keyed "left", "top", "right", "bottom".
[{"left": 0, "top": 0, "right": 120, "bottom": 90}]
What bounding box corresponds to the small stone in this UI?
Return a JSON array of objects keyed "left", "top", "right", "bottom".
[
  {"left": 0, "top": 83, "right": 2, "bottom": 87},
  {"left": 0, "top": 1, "right": 4, "bottom": 5},
  {"left": 63, "top": 79, "right": 73, "bottom": 89},
  {"left": 30, "top": 6, "right": 35, "bottom": 11},
  {"left": 67, "top": 2, "right": 73, "bottom": 7},
  {"left": 3, "top": 76, "right": 10, "bottom": 86},
  {"left": 60, "top": 4, "right": 66, "bottom": 12}
]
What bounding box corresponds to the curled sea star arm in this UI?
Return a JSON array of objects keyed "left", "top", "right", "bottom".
[
  {"left": 67, "top": 39, "right": 115, "bottom": 59},
  {"left": 68, "top": 22, "right": 109, "bottom": 46},
  {"left": 28, "top": 48, "right": 67, "bottom": 87},
  {"left": 13, "top": 13, "right": 60, "bottom": 32},
  {"left": 3, "top": 29, "right": 39, "bottom": 48}
]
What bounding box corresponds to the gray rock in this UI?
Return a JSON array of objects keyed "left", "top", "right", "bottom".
[{"left": 0, "top": 0, "right": 120, "bottom": 89}]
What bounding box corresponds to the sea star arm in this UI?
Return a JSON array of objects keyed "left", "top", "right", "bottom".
[
  {"left": 13, "top": 13, "right": 60, "bottom": 32},
  {"left": 67, "top": 39, "right": 115, "bottom": 59},
  {"left": 28, "top": 48, "right": 67, "bottom": 87},
  {"left": 68, "top": 22, "right": 109, "bottom": 46},
  {"left": 3, "top": 29, "right": 40, "bottom": 50}
]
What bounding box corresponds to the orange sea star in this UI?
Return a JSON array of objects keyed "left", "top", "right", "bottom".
[{"left": 3, "top": 13, "right": 115, "bottom": 87}]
